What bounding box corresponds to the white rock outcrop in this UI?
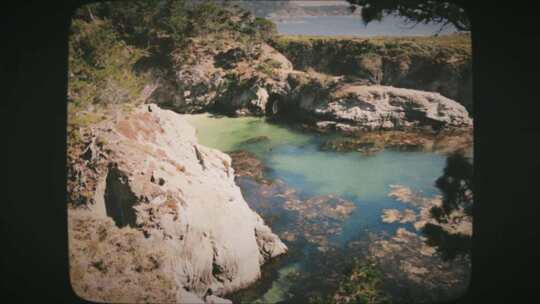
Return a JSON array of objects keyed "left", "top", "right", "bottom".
[
  {"left": 68, "top": 104, "right": 287, "bottom": 303},
  {"left": 297, "top": 84, "right": 472, "bottom": 131}
]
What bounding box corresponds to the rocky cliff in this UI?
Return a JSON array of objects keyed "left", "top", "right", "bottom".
[
  {"left": 67, "top": 104, "right": 287, "bottom": 303},
  {"left": 150, "top": 32, "right": 294, "bottom": 116},
  {"left": 270, "top": 34, "right": 473, "bottom": 112},
  {"left": 150, "top": 33, "right": 472, "bottom": 133}
]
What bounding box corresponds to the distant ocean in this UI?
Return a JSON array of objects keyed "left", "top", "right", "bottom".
[{"left": 271, "top": 15, "right": 458, "bottom": 37}]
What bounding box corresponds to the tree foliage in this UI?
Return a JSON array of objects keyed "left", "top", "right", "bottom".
[
  {"left": 347, "top": 0, "right": 470, "bottom": 33},
  {"left": 86, "top": 0, "right": 276, "bottom": 47},
  {"left": 68, "top": 17, "right": 149, "bottom": 107}
]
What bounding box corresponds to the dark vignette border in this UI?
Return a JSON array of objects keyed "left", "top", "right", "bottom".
[{"left": 3, "top": 0, "right": 540, "bottom": 303}]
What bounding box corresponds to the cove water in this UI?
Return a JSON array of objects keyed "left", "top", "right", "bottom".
[{"left": 185, "top": 114, "right": 446, "bottom": 302}]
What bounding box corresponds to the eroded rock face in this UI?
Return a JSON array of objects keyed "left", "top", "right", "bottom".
[
  {"left": 368, "top": 228, "right": 471, "bottom": 303},
  {"left": 67, "top": 104, "right": 286, "bottom": 303},
  {"left": 319, "top": 129, "right": 473, "bottom": 157},
  {"left": 295, "top": 84, "right": 472, "bottom": 131},
  {"left": 151, "top": 36, "right": 294, "bottom": 116}
]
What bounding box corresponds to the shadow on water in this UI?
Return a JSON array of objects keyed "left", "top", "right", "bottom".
[
  {"left": 422, "top": 223, "right": 472, "bottom": 261},
  {"left": 422, "top": 152, "right": 473, "bottom": 261}
]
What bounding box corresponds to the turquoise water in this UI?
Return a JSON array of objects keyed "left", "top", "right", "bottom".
[{"left": 185, "top": 114, "right": 446, "bottom": 302}]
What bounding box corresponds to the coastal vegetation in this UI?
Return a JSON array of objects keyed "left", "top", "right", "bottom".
[{"left": 67, "top": 0, "right": 275, "bottom": 147}]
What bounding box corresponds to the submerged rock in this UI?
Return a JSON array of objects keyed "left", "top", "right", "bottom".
[
  {"left": 241, "top": 135, "right": 271, "bottom": 145},
  {"left": 371, "top": 184, "right": 473, "bottom": 302},
  {"left": 285, "top": 194, "right": 356, "bottom": 222},
  {"left": 67, "top": 104, "right": 286, "bottom": 303},
  {"left": 319, "top": 129, "right": 473, "bottom": 156},
  {"left": 381, "top": 208, "right": 417, "bottom": 224},
  {"left": 367, "top": 228, "right": 470, "bottom": 303},
  {"left": 233, "top": 164, "right": 357, "bottom": 248},
  {"left": 388, "top": 184, "right": 472, "bottom": 237},
  {"left": 229, "top": 150, "right": 269, "bottom": 183}
]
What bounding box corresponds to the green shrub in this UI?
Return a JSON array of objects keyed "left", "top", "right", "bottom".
[
  {"left": 255, "top": 62, "right": 276, "bottom": 78},
  {"left": 69, "top": 18, "right": 148, "bottom": 108},
  {"left": 68, "top": 0, "right": 281, "bottom": 123},
  {"left": 253, "top": 17, "right": 277, "bottom": 41}
]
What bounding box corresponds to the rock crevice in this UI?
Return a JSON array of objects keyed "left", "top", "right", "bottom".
[{"left": 104, "top": 164, "right": 139, "bottom": 228}]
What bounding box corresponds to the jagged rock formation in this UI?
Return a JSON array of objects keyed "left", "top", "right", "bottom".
[
  {"left": 67, "top": 104, "right": 287, "bottom": 303},
  {"left": 148, "top": 30, "right": 472, "bottom": 133},
  {"left": 367, "top": 184, "right": 472, "bottom": 303},
  {"left": 319, "top": 128, "right": 473, "bottom": 157},
  {"left": 150, "top": 34, "right": 294, "bottom": 116}
]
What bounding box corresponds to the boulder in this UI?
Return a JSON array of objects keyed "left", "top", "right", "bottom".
[
  {"left": 295, "top": 84, "right": 472, "bottom": 131},
  {"left": 67, "top": 104, "right": 287, "bottom": 303}
]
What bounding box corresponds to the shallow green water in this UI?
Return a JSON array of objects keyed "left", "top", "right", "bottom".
[{"left": 185, "top": 113, "right": 446, "bottom": 303}]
